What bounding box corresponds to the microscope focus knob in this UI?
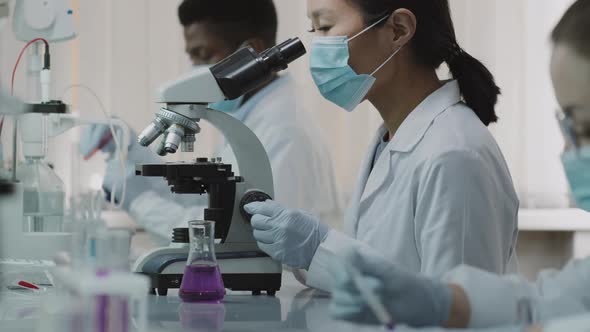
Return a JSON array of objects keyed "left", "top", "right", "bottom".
[{"left": 240, "top": 190, "right": 273, "bottom": 223}]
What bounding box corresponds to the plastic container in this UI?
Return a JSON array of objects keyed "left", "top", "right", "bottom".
[{"left": 20, "top": 158, "right": 65, "bottom": 232}]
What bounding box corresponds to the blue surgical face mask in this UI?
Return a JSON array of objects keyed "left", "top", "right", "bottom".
[
  {"left": 310, "top": 15, "right": 402, "bottom": 112},
  {"left": 562, "top": 147, "right": 590, "bottom": 212}
]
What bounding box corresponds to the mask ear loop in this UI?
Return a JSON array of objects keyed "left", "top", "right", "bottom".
[
  {"left": 370, "top": 46, "right": 403, "bottom": 76},
  {"left": 348, "top": 14, "right": 391, "bottom": 42},
  {"left": 346, "top": 13, "right": 402, "bottom": 76}
]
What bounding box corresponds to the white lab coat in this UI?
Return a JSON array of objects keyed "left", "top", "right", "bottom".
[
  {"left": 127, "top": 75, "right": 341, "bottom": 244},
  {"left": 445, "top": 258, "right": 590, "bottom": 328},
  {"left": 305, "top": 81, "right": 519, "bottom": 291}
]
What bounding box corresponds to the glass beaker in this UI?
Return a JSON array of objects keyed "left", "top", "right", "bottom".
[
  {"left": 94, "top": 230, "right": 133, "bottom": 332},
  {"left": 179, "top": 220, "right": 225, "bottom": 302},
  {"left": 20, "top": 157, "right": 65, "bottom": 232}
]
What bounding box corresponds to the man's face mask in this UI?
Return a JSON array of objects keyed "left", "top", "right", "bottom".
[{"left": 558, "top": 109, "right": 590, "bottom": 212}]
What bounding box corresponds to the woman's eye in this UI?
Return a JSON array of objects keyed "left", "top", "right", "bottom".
[{"left": 307, "top": 26, "right": 332, "bottom": 33}]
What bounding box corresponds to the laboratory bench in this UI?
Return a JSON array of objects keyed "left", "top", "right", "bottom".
[
  {"left": 517, "top": 208, "right": 590, "bottom": 280},
  {"left": 0, "top": 272, "right": 419, "bottom": 332},
  {"left": 0, "top": 209, "right": 579, "bottom": 331}
]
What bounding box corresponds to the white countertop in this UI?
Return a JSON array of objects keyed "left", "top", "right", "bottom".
[
  {"left": 519, "top": 208, "right": 590, "bottom": 232},
  {"left": 0, "top": 271, "right": 482, "bottom": 332}
]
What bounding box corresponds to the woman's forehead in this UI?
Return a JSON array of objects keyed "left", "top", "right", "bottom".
[
  {"left": 307, "top": 0, "right": 356, "bottom": 19},
  {"left": 551, "top": 44, "right": 590, "bottom": 112}
]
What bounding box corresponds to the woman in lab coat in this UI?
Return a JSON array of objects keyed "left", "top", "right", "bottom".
[
  {"left": 245, "top": 0, "right": 519, "bottom": 291},
  {"left": 329, "top": 0, "right": 590, "bottom": 331}
]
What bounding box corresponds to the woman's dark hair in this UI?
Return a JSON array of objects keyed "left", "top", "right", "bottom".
[
  {"left": 348, "top": 0, "right": 500, "bottom": 126},
  {"left": 552, "top": 0, "right": 590, "bottom": 58}
]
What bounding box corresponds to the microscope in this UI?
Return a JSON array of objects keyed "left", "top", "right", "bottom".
[{"left": 132, "top": 38, "right": 306, "bottom": 295}]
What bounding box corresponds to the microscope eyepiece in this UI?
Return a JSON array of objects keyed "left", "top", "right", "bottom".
[
  {"left": 210, "top": 37, "right": 307, "bottom": 100},
  {"left": 262, "top": 38, "right": 307, "bottom": 69}
]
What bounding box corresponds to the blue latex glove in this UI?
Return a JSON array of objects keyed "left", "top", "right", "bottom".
[
  {"left": 102, "top": 155, "right": 154, "bottom": 210},
  {"left": 80, "top": 123, "right": 138, "bottom": 160},
  {"left": 243, "top": 200, "right": 330, "bottom": 269},
  {"left": 94, "top": 124, "right": 163, "bottom": 210},
  {"left": 330, "top": 249, "right": 453, "bottom": 327}
]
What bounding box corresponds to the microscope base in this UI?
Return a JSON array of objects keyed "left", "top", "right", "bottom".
[
  {"left": 133, "top": 248, "right": 283, "bottom": 296},
  {"left": 144, "top": 272, "right": 282, "bottom": 296}
]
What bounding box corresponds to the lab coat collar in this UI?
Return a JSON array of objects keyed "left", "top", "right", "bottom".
[
  {"left": 388, "top": 80, "right": 461, "bottom": 153},
  {"left": 344, "top": 126, "right": 386, "bottom": 236}
]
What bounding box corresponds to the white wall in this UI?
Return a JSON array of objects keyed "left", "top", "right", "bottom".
[
  {"left": 0, "top": 0, "right": 578, "bottom": 209},
  {"left": 452, "top": 0, "right": 575, "bottom": 209}
]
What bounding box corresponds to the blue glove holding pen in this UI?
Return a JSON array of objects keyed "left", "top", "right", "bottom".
[
  {"left": 80, "top": 124, "right": 117, "bottom": 160},
  {"left": 330, "top": 249, "right": 454, "bottom": 328}
]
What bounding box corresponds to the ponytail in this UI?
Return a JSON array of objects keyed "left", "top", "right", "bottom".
[
  {"left": 446, "top": 46, "right": 501, "bottom": 126},
  {"left": 348, "top": 0, "right": 501, "bottom": 127}
]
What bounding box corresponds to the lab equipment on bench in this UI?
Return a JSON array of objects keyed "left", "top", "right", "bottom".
[
  {"left": 0, "top": 89, "right": 29, "bottom": 195},
  {"left": 0, "top": 0, "right": 74, "bottom": 194},
  {"left": 19, "top": 155, "right": 65, "bottom": 233},
  {"left": 0, "top": 106, "right": 130, "bottom": 261},
  {"left": 179, "top": 220, "right": 225, "bottom": 302},
  {"left": 132, "top": 38, "right": 306, "bottom": 296},
  {"left": 50, "top": 229, "right": 149, "bottom": 332},
  {"left": 0, "top": 0, "right": 126, "bottom": 262}
]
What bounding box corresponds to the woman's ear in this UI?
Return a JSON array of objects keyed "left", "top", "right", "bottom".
[{"left": 389, "top": 8, "right": 416, "bottom": 48}]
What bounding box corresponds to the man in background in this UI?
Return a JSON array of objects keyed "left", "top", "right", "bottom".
[{"left": 80, "top": 0, "right": 341, "bottom": 246}]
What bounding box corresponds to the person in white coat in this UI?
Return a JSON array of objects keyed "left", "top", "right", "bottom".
[
  {"left": 244, "top": 0, "right": 519, "bottom": 290},
  {"left": 80, "top": 0, "right": 341, "bottom": 244},
  {"left": 328, "top": 1, "right": 590, "bottom": 331}
]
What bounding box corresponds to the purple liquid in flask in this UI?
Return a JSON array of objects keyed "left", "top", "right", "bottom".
[{"left": 179, "top": 220, "right": 225, "bottom": 303}]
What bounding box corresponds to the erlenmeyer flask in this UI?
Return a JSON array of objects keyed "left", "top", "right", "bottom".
[{"left": 179, "top": 220, "right": 225, "bottom": 302}]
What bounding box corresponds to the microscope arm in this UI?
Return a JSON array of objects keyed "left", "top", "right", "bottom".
[
  {"left": 157, "top": 67, "right": 226, "bottom": 104},
  {"left": 199, "top": 110, "right": 272, "bottom": 196},
  {"left": 166, "top": 105, "right": 274, "bottom": 198}
]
